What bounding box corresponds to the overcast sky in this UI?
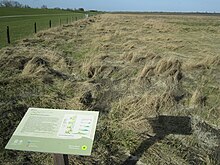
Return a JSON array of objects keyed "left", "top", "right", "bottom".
[{"left": 17, "top": 0, "right": 220, "bottom": 12}]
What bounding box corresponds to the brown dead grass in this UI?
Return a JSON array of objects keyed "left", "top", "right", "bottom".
[
  {"left": 1, "top": 13, "right": 220, "bottom": 165},
  {"left": 189, "top": 89, "right": 207, "bottom": 108},
  {"left": 155, "top": 57, "right": 182, "bottom": 74},
  {"left": 139, "top": 65, "right": 156, "bottom": 78},
  {"left": 184, "top": 56, "right": 220, "bottom": 70}
]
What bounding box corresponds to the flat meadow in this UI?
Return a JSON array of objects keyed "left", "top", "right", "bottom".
[{"left": 0, "top": 13, "right": 220, "bottom": 164}]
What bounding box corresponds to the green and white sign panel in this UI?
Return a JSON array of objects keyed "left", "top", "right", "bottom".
[{"left": 5, "top": 108, "right": 99, "bottom": 156}]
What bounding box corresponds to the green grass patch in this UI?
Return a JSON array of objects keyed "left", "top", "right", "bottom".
[
  {"left": 0, "top": 7, "right": 75, "bottom": 16},
  {"left": 0, "top": 8, "right": 86, "bottom": 48}
]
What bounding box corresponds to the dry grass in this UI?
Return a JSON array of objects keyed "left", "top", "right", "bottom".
[
  {"left": 0, "top": 13, "right": 220, "bottom": 165},
  {"left": 184, "top": 55, "right": 220, "bottom": 70}
]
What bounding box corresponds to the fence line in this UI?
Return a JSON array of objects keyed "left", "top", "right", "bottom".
[
  {"left": 34, "top": 22, "right": 37, "bottom": 33},
  {"left": 7, "top": 26, "right": 10, "bottom": 44},
  {"left": 49, "top": 20, "right": 52, "bottom": 28},
  {"left": 3, "top": 14, "right": 90, "bottom": 46}
]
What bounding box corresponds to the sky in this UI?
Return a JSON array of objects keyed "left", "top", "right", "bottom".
[{"left": 16, "top": 0, "right": 220, "bottom": 12}]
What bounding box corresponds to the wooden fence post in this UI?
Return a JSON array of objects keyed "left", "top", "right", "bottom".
[
  {"left": 49, "top": 20, "right": 52, "bottom": 28},
  {"left": 66, "top": 18, "right": 68, "bottom": 24},
  {"left": 34, "top": 22, "right": 37, "bottom": 33},
  {"left": 60, "top": 19, "right": 61, "bottom": 26},
  {"left": 7, "top": 26, "right": 10, "bottom": 44}
]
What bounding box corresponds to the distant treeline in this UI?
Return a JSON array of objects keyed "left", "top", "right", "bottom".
[
  {"left": 111, "top": 11, "right": 220, "bottom": 16},
  {"left": 0, "top": 0, "right": 99, "bottom": 12},
  {"left": 0, "top": 0, "right": 30, "bottom": 8}
]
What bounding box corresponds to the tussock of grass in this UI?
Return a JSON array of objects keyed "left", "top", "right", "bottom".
[
  {"left": 184, "top": 56, "right": 220, "bottom": 70},
  {"left": 139, "top": 65, "right": 155, "bottom": 78},
  {"left": 155, "top": 58, "right": 182, "bottom": 74},
  {"left": 189, "top": 89, "right": 207, "bottom": 108}
]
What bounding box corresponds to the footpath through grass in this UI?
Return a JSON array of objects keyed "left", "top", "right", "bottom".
[{"left": 0, "top": 8, "right": 85, "bottom": 48}]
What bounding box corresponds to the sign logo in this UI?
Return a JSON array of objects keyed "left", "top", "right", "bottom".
[{"left": 81, "top": 145, "right": 88, "bottom": 151}]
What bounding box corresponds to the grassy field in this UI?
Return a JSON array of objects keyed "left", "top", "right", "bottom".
[
  {"left": 0, "top": 13, "right": 220, "bottom": 164},
  {"left": 0, "top": 7, "right": 81, "bottom": 16},
  {"left": 0, "top": 8, "right": 85, "bottom": 47}
]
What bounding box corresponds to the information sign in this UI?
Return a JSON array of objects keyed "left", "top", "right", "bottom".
[{"left": 5, "top": 108, "right": 99, "bottom": 156}]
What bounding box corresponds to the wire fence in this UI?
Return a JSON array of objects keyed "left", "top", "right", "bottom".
[{"left": 0, "top": 14, "right": 89, "bottom": 48}]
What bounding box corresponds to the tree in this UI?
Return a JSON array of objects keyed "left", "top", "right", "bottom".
[
  {"left": 0, "top": 0, "right": 14, "bottom": 7},
  {"left": 13, "top": 1, "right": 22, "bottom": 7},
  {"left": 24, "top": 4, "right": 30, "bottom": 8},
  {"left": 0, "top": 0, "right": 26, "bottom": 8},
  {"left": 41, "top": 5, "right": 47, "bottom": 9},
  {"left": 89, "top": 10, "right": 98, "bottom": 12},
  {"left": 54, "top": 7, "right": 61, "bottom": 10},
  {"left": 78, "top": 8, "right": 84, "bottom": 12},
  {"left": 66, "top": 8, "right": 73, "bottom": 11}
]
